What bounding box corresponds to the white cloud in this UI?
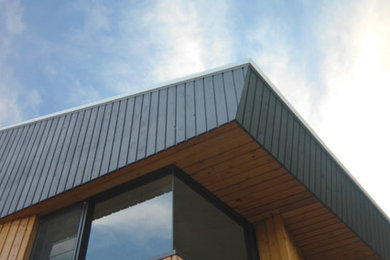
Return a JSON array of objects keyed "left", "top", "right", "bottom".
[
  {"left": 245, "top": 0, "right": 390, "bottom": 217},
  {"left": 0, "top": 0, "right": 41, "bottom": 127},
  {"left": 94, "top": 192, "right": 172, "bottom": 241},
  {"left": 140, "top": 0, "right": 233, "bottom": 83},
  {"left": 246, "top": 19, "right": 320, "bottom": 125},
  {"left": 314, "top": 0, "right": 390, "bottom": 215},
  {"left": 0, "top": 0, "right": 24, "bottom": 35}
]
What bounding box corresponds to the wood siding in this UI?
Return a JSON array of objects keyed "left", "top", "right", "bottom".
[
  {"left": 255, "top": 215, "right": 303, "bottom": 260},
  {"left": 0, "top": 215, "right": 37, "bottom": 260},
  {"left": 160, "top": 255, "right": 184, "bottom": 260}
]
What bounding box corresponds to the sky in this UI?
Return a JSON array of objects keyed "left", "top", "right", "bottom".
[{"left": 0, "top": 0, "right": 389, "bottom": 219}]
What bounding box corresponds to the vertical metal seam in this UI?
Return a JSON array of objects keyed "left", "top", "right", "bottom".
[
  {"left": 49, "top": 114, "right": 73, "bottom": 196},
  {"left": 0, "top": 130, "right": 12, "bottom": 162},
  {"left": 273, "top": 99, "right": 283, "bottom": 160},
  {"left": 89, "top": 104, "right": 107, "bottom": 179},
  {"left": 20, "top": 119, "right": 52, "bottom": 209},
  {"left": 240, "top": 68, "right": 251, "bottom": 128},
  {"left": 202, "top": 77, "right": 208, "bottom": 131},
  {"left": 254, "top": 77, "right": 264, "bottom": 145},
  {"left": 2, "top": 123, "right": 38, "bottom": 214},
  {"left": 193, "top": 80, "right": 197, "bottom": 136},
  {"left": 164, "top": 88, "right": 169, "bottom": 150},
  {"left": 7, "top": 121, "right": 41, "bottom": 213},
  {"left": 174, "top": 84, "right": 177, "bottom": 145},
  {"left": 54, "top": 113, "right": 78, "bottom": 193},
  {"left": 144, "top": 93, "right": 152, "bottom": 158},
  {"left": 134, "top": 95, "right": 145, "bottom": 162},
  {"left": 247, "top": 70, "right": 257, "bottom": 132},
  {"left": 116, "top": 98, "right": 129, "bottom": 169},
  {"left": 270, "top": 97, "right": 279, "bottom": 155},
  {"left": 64, "top": 110, "right": 86, "bottom": 189},
  {"left": 72, "top": 108, "right": 93, "bottom": 186},
  {"left": 39, "top": 115, "right": 68, "bottom": 200},
  {"left": 184, "top": 82, "right": 187, "bottom": 140},
  {"left": 80, "top": 107, "right": 100, "bottom": 184},
  {"left": 231, "top": 68, "right": 239, "bottom": 105},
  {"left": 13, "top": 120, "right": 45, "bottom": 211},
  {"left": 0, "top": 126, "right": 25, "bottom": 203},
  {"left": 221, "top": 72, "right": 230, "bottom": 120},
  {"left": 107, "top": 101, "right": 121, "bottom": 171},
  {"left": 126, "top": 100, "right": 136, "bottom": 164},
  {"left": 154, "top": 91, "right": 160, "bottom": 155},
  {"left": 211, "top": 75, "right": 219, "bottom": 127},
  {"left": 30, "top": 117, "right": 61, "bottom": 203},
  {"left": 259, "top": 87, "right": 271, "bottom": 141},
  {"left": 98, "top": 103, "right": 115, "bottom": 177},
  {"left": 288, "top": 113, "right": 295, "bottom": 173}
]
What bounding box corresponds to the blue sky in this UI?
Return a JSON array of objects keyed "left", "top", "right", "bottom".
[{"left": 1, "top": 0, "right": 390, "bottom": 217}]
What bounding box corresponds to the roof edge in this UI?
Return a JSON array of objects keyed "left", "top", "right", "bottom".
[
  {"left": 0, "top": 59, "right": 252, "bottom": 132},
  {"left": 247, "top": 59, "right": 390, "bottom": 222}
]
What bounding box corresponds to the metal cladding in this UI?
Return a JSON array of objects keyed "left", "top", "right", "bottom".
[
  {"left": 0, "top": 61, "right": 389, "bottom": 258},
  {"left": 0, "top": 65, "right": 248, "bottom": 218}
]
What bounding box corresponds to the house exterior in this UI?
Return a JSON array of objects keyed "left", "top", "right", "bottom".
[{"left": 0, "top": 60, "right": 389, "bottom": 259}]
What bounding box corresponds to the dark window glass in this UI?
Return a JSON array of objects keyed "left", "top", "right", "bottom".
[
  {"left": 30, "top": 204, "right": 83, "bottom": 260},
  {"left": 85, "top": 175, "right": 173, "bottom": 260},
  {"left": 173, "top": 176, "right": 248, "bottom": 260}
]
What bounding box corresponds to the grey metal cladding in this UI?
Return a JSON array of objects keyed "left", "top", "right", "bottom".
[
  {"left": 0, "top": 64, "right": 249, "bottom": 219},
  {"left": 236, "top": 65, "right": 390, "bottom": 259}
]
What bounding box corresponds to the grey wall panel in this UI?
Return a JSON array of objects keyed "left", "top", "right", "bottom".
[
  {"left": 72, "top": 108, "right": 95, "bottom": 188},
  {"left": 1, "top": 123, "right": 37, "bottom": 215},
  {"left": 185, "top": 81, "right": 196, "bottom": 139},
  {"left": 222, "top": 71, "right": 238, "bottom": 121},
  {"left": 156, "top": 88, "right": 167, "bottom": 153},
  {"left": 166, "top": 86, "right": 176, "bottom": 148},
  {"left": 0, "top": 65, "right": 249, "bottom": 219},
  {"left": 101, "top": 100, "right": 120, "bottom": 175},
  {"left": 176, "top": 84, "right": 186, "bottom": 143},
  {"left": 214, "top": 73, "right": 228, "bottom": 126},
  {"left": 11, "top": 121, "right": 46, "bottom": 213},
  {"left": 236, "top": 65, "right": 390, "bottom": 259},
  {"left": 204, "top": 76, "right": 217, "bottom": 130},
  {"left": 6, "top": 122, "right": 41, "bottom": 214},
  {"left": 109, "top": 99, "right": 127, "bottom": 172}
]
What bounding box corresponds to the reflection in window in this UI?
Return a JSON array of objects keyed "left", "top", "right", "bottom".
[
  {"left": 30, "top": 204, "right": 83, "bottom": 260},
  {"left": 173, "top": 176, "right": 248, "bottom": 260},
  {"left": 85, "top": 175, "right": 173, "bottom": 260}
]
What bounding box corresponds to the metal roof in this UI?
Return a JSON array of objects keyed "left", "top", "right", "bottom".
[{"left": 0, "top": 60, "right": 389, "bottom": 259}]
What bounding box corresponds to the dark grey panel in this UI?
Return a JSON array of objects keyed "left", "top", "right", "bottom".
[
  {"left": 236, "top": 65, "right": 390, "bottom": 259},
  {"left": 0, "top": 65, "right": 248, "bottom": 219}
]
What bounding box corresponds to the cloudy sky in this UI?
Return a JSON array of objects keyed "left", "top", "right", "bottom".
[{"left": 0, "top": 0, "right": 389, "bottom": 217}]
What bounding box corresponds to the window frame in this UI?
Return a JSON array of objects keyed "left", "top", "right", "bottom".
[{"left": 33, "top": 165, "right": 259, "bottom": 260}]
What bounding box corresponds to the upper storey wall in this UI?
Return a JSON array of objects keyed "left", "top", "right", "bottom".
[{"left": 0, "top": 65, "right": 248, "bottom": 219}]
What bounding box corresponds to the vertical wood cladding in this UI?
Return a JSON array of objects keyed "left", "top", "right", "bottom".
[
  {"left": 237, "top": 66, "right": 390, "bottom": 259},
  {"left": 160, "top": 255, "right": 184, "bottom": 260},
  {"left": 255, "top": 215, "right": 303, "bottom": 260},
  {"left": 0, "top": 215, "right": 37, "bottom": 260}
]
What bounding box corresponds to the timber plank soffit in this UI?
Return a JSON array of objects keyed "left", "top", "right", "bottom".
[{"left": 0, "top": 59, "right": 389, "bottom": 259}]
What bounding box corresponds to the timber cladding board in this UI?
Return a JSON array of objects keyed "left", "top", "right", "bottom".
[
  {"left": 160, "top": 255, "right": 184, "bottom": 260},
  {"left": 0, "top": 216, "right": 38, "bottom": 260},
  {"left": 0, "top": 123, "right": 382, "bottom": 259}
]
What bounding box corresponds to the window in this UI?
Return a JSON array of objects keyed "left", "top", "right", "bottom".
[{"left": 30, "top": 166, "right": 256, "bottom": 260}]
